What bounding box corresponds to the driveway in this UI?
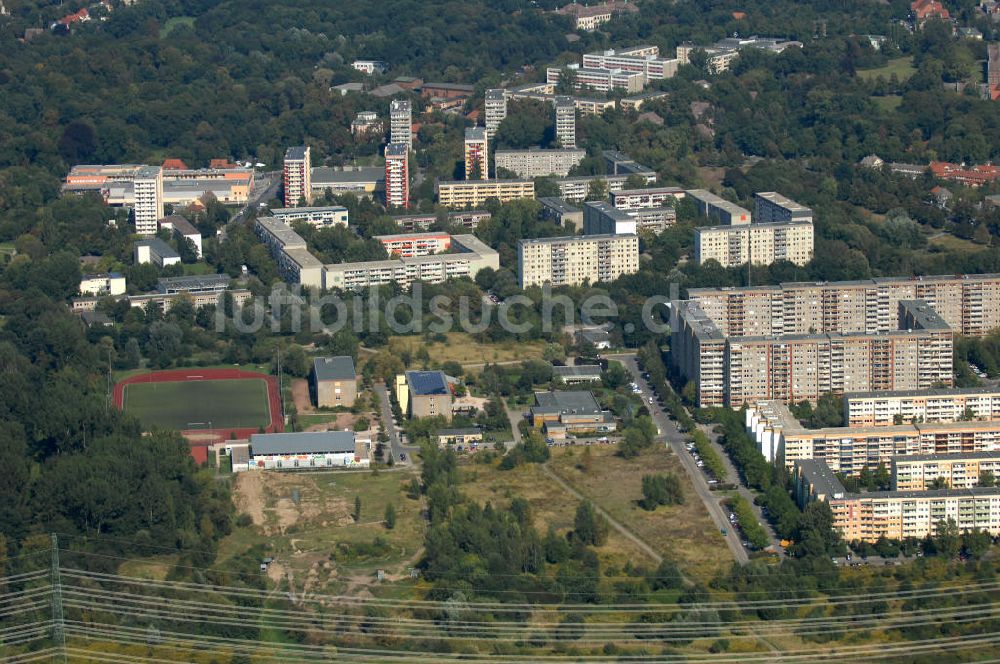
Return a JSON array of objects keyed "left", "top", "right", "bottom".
[{"left": 373, "top": 382, "right": 419, "bottom": 464}]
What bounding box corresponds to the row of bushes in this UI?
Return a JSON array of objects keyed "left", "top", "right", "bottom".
[
  {"left": 728, "top": 496, "right": 770, "bottom": 550},
  {"left": 690, "top": 429, "right": 728, "bottom": 482}
]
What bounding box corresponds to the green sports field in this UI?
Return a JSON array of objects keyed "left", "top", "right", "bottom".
[{"left": 123, "top": 379, "right": 271, "bottom": 431}]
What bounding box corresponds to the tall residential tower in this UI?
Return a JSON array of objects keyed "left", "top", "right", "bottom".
[
  {"left": 384, "top": 143, "right": 409, "bottom": 209},
  {"left": 555, "top": 96, "right": 576, "bottom": 148},
  {"left": 390, "top": 99, "right": 413, "bottom": 151},
  {"left": 484, "top": 89, "right": 507, "bottom": 140},
  {"left": 283, "top": 146, "right": 312, "bottom": 207},
  {"left": 464, "top": 127, "right": 488, "bottom": 180},
  {"left": 133, "top": 165, "right": 163, "bottom": 235}
]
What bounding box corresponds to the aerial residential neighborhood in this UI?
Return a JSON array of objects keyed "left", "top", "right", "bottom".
[{"left": 4, "top": 0, "right": 1000, "bottom": 660}]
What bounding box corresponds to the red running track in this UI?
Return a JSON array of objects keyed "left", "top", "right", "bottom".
[{"left": 113, "top": 369, "right": 284, "bottom": 459}]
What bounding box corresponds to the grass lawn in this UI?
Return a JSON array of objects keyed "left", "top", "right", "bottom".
[
  {"left": 871, "top": 95, "right": 902, "bottom": 111},
  {"left": 220, "top": 467, "right": 425, "bottom": 593},
  {"left": 159, "top": 16, "right": 195, "bottom": 38},
  {"left": 389, "top": 332, "right": 548, "bottom": 366},
  {"left": 858, "top": 57, "right": 916, "bottom": 82},
  {"left": 547, "top": 444, "right": 732, "bottom": 582},
  {"left": 123, "top": 378, "right": 270, "bottom": 431},
  {"left": 459, "top": 458, "right": 654, "bottom": 570},
  {"left": 929, "top": 233, "right": 984, "bottom": 253}
]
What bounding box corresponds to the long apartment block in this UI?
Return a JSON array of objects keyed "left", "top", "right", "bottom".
[
  {"left": 674, "top": 299, "right": 954, "bottom": 408},
  {"left": 750, "top": 401, "right": 1000, "bottom": 473},
  {"left": 436, "top": 179, "right": 535, "bottom": 208},
  {"left": 254, "top": 217, "right": 324, "bottom": 289},
  {"left": 795, "top": 459, "right": 1000, "bottom": 543},
  {"left": 845, "top": 387, "right": 1000, "bottom": 427},
  {"left": 554, "top": 173, "right": 656, "bottom": 202},
  {"left": 517, "top": 234, "right": 639, "bottom": 289},
  {"left": 694, "top": 220, "right": 814, "bottom": 267},
  {"left": 893, "top": 451, "right": 1000, "bottom": 491},
  {"left": 581, "top": 46, "right": 680, "bottom": 80},
  {"left": 610, "top": 187, "right": 685, "bottom": 210},
  {"left": 688, "top": 273, "right": 1000, "bottom": 338},
  {"left": 325, "top": 234, "right": 498, "bottom": 291},
  {"left": 494, "top": 148, "right": 586, "bottom": 178},
  {"left": 546, "top": 65, "right": 646, "bottom": 94}
]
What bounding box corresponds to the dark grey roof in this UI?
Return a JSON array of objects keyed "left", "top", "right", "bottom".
[
  {"left": 845, "top": 386, "right": 1000, "bottom": 400},
  {"left": 553, "top": 365, "right": 602, "bottom": 377},
  {"left": 311, "top": 166, "right": 384, "bottom": 185},
  {"left": 407, "top": 370, "right": 450, "bottom": 396},
  {"left": 157, "top": 274, "right": 230, "bottom": 293},
  {"left": 136, "top": 238, "right": 180, "bottom": 259},
  {"left": 313, "top": 356, "right": 356, "bottom": 382},
  {"left": 796, "top": 459, "right": 847, "bottom": 498},
  {"left": 534, "top": 390, "right": 601, "bottom": 415},
  {"left": 893, "top": 451, "right": 1000, "bottom": 463},
  {"left": 285, "top": 146, "right": 309, "bottom": 161},
  {"left": 250, "top": 431, "right": 355, "bottom": 456}
]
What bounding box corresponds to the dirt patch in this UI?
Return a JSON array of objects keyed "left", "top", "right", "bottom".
[
  {"left": 292, "top": 379, "right": 314, "bottom": 414},
  {"left": 234, "top": 472, "right": 267, "bottom": 526},
  {"left": 304, "top": 412, "right": 363, "bottom": 432}
]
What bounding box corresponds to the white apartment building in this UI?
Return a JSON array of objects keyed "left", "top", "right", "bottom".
[
  {"left": 374, "top": 232, "right": 452, "bottom": 258},
  {"left": 546, "top": 65, "right": 646, "bottom": 94},
  {"left": 384, "top": 143, "right": 409, "bottom": 209},
  {"left": 390, "top": 99, "right": 412, "bottom": 151},
  {"left": 754, "top": 191, "right": 814, "bottom": 223},
  {"left": 517, "top": 234, "right": 639, "bottom": 288},
  {"left": 610, "top": 187, "right": 686, "bottom": 210},
  {"left": 484, "top": 89, "right": 507, "bottom": 140},
  {"left": 80, "top": 273, "right": 126, "bottom": 297},
  {"left": 436, "top": 179, "right": 535, "bottom": 208},
  {"left": 555, "top": 96, "right": 576, "bottom": 148},
  {"left": 494, "top": 148, "right": 585, "bottom": 178},
  {"left": 325, "top": 234, "right": 498, "bottom": 291},
  {"left": 555, "top": 173, "right": 656, "bottom": 202},
  {"left": 283, "top": 146, "right": 312, "bottom": 207},
  {"left": 581, "top": 46, "right": 680, "bottom": 80},
  {"left": 132, "top": 165, "right": 163, "bottom": 235},
  {"left": 893, "top": 452, "right": 1000, "bottom": 491},
  {"left": 844, "top": 388, "right": 1000, "bottom": 427},
  {"left": 271, "top": 206, "right": 349, "bottom": 228}
]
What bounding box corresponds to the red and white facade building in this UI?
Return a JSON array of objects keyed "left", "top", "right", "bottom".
[{"left": 384, "top": 143, "right": 409, "bottom": 209}]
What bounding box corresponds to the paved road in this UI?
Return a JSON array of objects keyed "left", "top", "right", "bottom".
[
  {"left": 542, "top": 464, "right": 665, "bottom": 567},
  {"left": 611, "top": 353, "right": 750, "bottom": 565},
  {"left": 697, "top": 422, "right": 785, "bottom": 556},
  {"left": 373, "top": 382, "right": 419, "bottom": 464},
  {"left": 505, "top": 402, "right": 525, "bottom": 444}
]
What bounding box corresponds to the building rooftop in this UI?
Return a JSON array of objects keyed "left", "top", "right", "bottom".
[
  {"left": 899, "top": 299, "right": 951, "bottom": 331},
  {"left": 313, "top": 356, "right": 356, "bottom": 382},
  {"left": 519, "top": 233, "right": 634, "bottom": 245},
  {"left": 894, "top": 450, "right": 1000, "bottom": 463},
  {"left": 465, "top": 127, "right": 487, "bottom": 141},
  {"left": 250, "top": 431, "right": 356, "bottom": 456},
  {"left": 538, "top": 197, "right": 582, "bottom": 214},
  {"left": 157, "top": 274, "right": 231, "bottom": 293},
  {"left": 311, "top": 166, "right": 384, "bottom": 185},
  {"left": 755, "top": 191, "right": 813, "bottom": 216},
  {"left": 285, "top": 146, "right": 309, "bottom": 161},
  {"left": 272, "top": 206, "right": 349, "bottom": 216},
  {"left": 486, "top": 89, "right": 506, "bottom": 101},
  {"left": 437, "top": 427, "right": 482, "bottom": 437},
  {"left": 796, "top": 459, "right": 847, "bottom": 499},
  {"left": 845, "top": 386, "right": 1000, "bottom": 400},
  {"left": 385, "top": 143, "right": 408, "bottom": 157},
  {"left": 849, "top": 486, "right": 1000, "bottom": 500},
  {"left": 534, "top": 390, "right": 602, "bottom": 415},
  {"left": 163, "top": 215, "right": 200, "bottom": 236},
  {"left": 553, "top": 364, "right": 603, "bottom": 377},
  {"left": 136, "top": 238, "right": 179, "bottom": 259},
  {"left": 406, "top": 370, "right": 450, "bottom": 396}
]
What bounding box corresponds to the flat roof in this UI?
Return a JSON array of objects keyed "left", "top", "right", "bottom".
[
  {"left": 406, "top": 370, "right": 450, "bottom": 396},
  {"left": 553, "top": 365, "right": 603, "bottom": 377},
  {"left": 465, "top": 127, "right": 487, "bottom": 141},
  {"left": 164, "top": 215, "right": 200, "bottom": 236},
  {"left": 796, "top": 459, "right": 847, "bottom": 498},
  {"left": 755, "top": 191, "right": 813, "bottom": 214},
  {"left": 845, "top": 386, "right": 1000, "bottom": 400},
  {"left": 519, "top": 233, "right": 635, "bottom": 245},
  {"left": 136, "top": 238, "right": 179, "bottom": 258},
  {"left": 385, "top": 143, "right": 408, "bottom": 156},
  {"left": 438, "top": 427, "right": 482, "bottom": 436},
  {"left": 272, "top": 206, "right": 348, "bottom": 215},
  {"left": 899, "top": 299, "right": 950, "bottom": 331},
  {"left": 311, "top": 166, "right": 384, "bottom": 184},
  {"left": 285, "top": 146, "right": 309, "bottom": 161},
  {"left": 848, "top": 486, "right": 1000, "bottom": 500},
  {"left": 894, "top": 451, "right": 1000, "bottom": 463},
  {"left": 584, "top": 200, "right": 633, "bottom": 220},
  {"left": 537, "top": 197, "right": 582, "bottom": 214},
  {"left": 251, "top": 431, "right": 355, "bottom": 456},
  {"left": 534, "top": 390, "right": 602, "bottom": 415},
  {"left": 313, "top": 356, "right": 356, "bottom": 382},
  {"left": 157, "top": 274, "right": 230, "bottom": 292}
]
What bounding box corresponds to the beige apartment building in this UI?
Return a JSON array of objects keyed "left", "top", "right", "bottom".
[
  {"left": 892, "top": 452, "right": 1000, "bottom": 491},
  {"left": 844, "top": 387, "right": 1000, "bottom": 427},
  {"left": 494, "top": 148, "right": 586, "bottom": 178},
  {"left": 694, "top": 220, "right": 814, "bottom": 267},
  {"left": 688, "top": 273, "right": 1000, "bottom": 338},
  {"left": 795, "top": 460, "right": 1000, "bottom": 543},
  {"left": 749, "top": 401, "right": 1000, "bottom": 474},
  {"left": 436, "top": 179, "right": 535, "bottom": 208},
  {"left": 517, "top": 234, "right": 639, "bottom": 288},
  {"left": 674, "top": 299, "right": 954, "bottom": 408},
  {"left": 312, "top": 356, "right": 358, "bottom": 409}
]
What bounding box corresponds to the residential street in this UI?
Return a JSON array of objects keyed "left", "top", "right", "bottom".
[
  {"left": 373, "top": 382, "right": 419, "bottom": 464},
  {"left": 611, "top": 353, "right": 750, "bottom": 565}
]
